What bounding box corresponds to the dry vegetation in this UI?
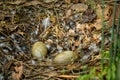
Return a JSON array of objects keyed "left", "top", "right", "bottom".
[{"left": 0, "top": 0, "right": 119, "bottom": 80}]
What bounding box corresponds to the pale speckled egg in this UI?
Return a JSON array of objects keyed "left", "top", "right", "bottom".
[
  {"left": 54, "top": 51, "right": 78, "bottom": 65},
  {"left": 32, "top": 42, "right": 48, "bottom": 60}
]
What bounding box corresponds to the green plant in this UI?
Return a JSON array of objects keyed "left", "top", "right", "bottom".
[{"left": 77, "top": 68, "right": 97, "bottom": 80}]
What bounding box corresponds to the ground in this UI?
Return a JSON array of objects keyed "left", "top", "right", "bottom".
[{"left": 0, "top": 0, "right": 119, "bottom": 80}]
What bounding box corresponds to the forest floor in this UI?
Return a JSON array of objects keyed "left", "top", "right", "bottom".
[{"left": 0, "top": 0, "right": 119, "bottom": 80}]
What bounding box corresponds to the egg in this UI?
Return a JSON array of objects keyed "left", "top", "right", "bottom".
[
  {"left": 32, "top": 42, "right": 48, "bottom": 60},
  {"left": 54, "top": 51, "right": 78, "bottom": 65}
]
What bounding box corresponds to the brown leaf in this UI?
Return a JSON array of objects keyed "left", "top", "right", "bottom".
[
  {"left": 74, "top": 40, "right": 80, "bottom": 47},
  {"left": 65, "top": 0, "right": 71, "bottom": 3},
  {"left": 70, "top": 3, "right": 88, "bottom": 12},
  {"left": 93, "top": 19, "right": 102, "bottom": 30},
  {"left": 17, "top": 30, "right": 25, "bottom": 36},
  {"left": 76, "top": 23, "right": 84, "bottom": 31},
  {"left": 66, "top": 9, "right": 72, "bottom": 18},
  {"left": 108, "top": 5, "right": 120, "bottom": 26},
  {"left": 12, "top": 62, "right": 23, "bottom": 80},
  {"left": 96, "top": 4, "right": 111, "bottom": 20},
  {"left": 68, "top": 29, "right": 75, "bottom": 36}
]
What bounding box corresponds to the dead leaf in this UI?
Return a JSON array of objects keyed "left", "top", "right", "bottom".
[
  {"left": 17, "top": 30, "right": 25, "bottom": 36},
  {"left": 70, "top": 3, "right": 88, "bottom": 12},
  {"left": 96, "top": 4, "right": 112, "bottom": 20},
  {"left": 12, "top": 62, "right": 23, "bottom": 80},
  {"left": 66, "top": 9, "right": 72, "bottom": 18},
  {"left": 85, "top": 24, "right": 94, "bottom": 31},
  {"left": 108, "top": 5, "right": 120, "bottom": 26},
  {"left": 93, "top": 19, "right": 102, "bottom": 30},
  {"left": 68, "top": 29, "right": 75, "bottom": 36},
  {"left": 74, "top": 40, "right": 80, "bottom": 47},
  {"left": 76, "top": 23, "right": 84, "bottom": 31},
  {"left": 65, "top": 0, "right": 71, "bottom": 3},
  {"left": 92, "top": 33, "right": 101, "bottom": 42}
]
